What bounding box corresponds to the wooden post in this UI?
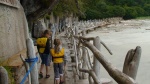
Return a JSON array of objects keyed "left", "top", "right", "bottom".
[
  {"left": 0, "top": 66, "right": 8, "bottom": 84},
  {"left": 81, "top": 28, "right": 88, "bottom": 79},
  {"left": 20, "top": 55, "right": 31, "bottom": 84},
  {"left": 72, "top": 28, "right": 80, "bottom": 80},
  {"left": 123, "top": 46, "right": 141, "bottom": 80},
  {"left": 26, "top": 38, "right": 39, "bottom": 84},
  {"left": 93, "top": 36, "right": 101, "bottom": 83}
]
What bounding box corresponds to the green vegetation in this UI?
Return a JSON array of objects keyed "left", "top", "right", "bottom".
[
  {"left": 4, "top": 66, "right": 15, "bottom": 84},
  {"left": 50, "top": 0, "right": 150, "bottom": 20},
  {"left": 52, "top": 0, "right": 79, "bottom": 17},
  {"left": 136, "top": 16, "right": 150, "bottom": 19},
  {"left": 79, "top": 0, "right": 150, "bottom": 20}
]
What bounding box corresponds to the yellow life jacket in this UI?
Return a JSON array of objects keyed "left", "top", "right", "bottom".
[
  {"left": 50, "top": 48, "right": 65, "bottom": 63},
  {"left": 36, "top": 37, "right": 48, "bottom": 53}
]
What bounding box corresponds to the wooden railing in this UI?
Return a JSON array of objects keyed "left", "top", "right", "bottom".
[{"left": 63, "top": 17, "right": 141, "bottom": 84}]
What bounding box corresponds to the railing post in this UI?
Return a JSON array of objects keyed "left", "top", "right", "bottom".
[
  {"left": 0, "top": 66, "right": 8, "bottom": 84},
  {"left": 93, "top": 36, "right": 101, "bottom": 83},
  {"left": 26, "top": 38, "right": 39, "bottom": 84},
  {"left": 123, "top": 46, "right": 141, "bottom": 80},
  {"left": 81, "top": 29, "right": 88, "bottom": 79}
]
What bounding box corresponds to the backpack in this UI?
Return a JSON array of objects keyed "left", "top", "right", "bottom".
[{"left": 36, "top": 37, "right": 48, "bottom": 53}]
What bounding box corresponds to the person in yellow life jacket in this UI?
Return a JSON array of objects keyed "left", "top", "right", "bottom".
[
  {"left": 50, "top": 39, "right": 67, "bottom": 84},
  {"left": 37, "top": 30, "right": 52, "bottom": 79}
]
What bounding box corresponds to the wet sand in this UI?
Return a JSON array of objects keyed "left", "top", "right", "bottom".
[{"left": 86, "top": 19, "right": 150, "bottom": 84}]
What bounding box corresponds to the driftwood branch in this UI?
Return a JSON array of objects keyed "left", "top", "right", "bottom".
[
  {"left": 79, "top": 69, "right": 100, "bottom": 84},
  {"left": 123, "top": 46, "right": 141, "bottom": 80},
  {"left": 100, "top": 41, "right": 113, "bottom": 55},
  {"left": 77, "top": 36, "right": 136, "bottom": 84}
]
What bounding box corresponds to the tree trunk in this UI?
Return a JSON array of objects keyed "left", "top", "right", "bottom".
[
  {"left": 0, "top": 66, "right": 8, "bottom": 84},
  {"left": 123, "top": 46, "right": 141, "bottom": 80}
]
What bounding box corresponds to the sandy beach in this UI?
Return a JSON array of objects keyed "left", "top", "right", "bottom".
[{"left": 86, "top": 19, "right": 150, "bottom": 84}]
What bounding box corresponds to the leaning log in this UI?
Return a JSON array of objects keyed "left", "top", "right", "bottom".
[
  {"left": 123, "top": 46, "right": 141, "bottom": 80},
  {"left": 75, "top": 36, "right": 136, "bottom": 84},
  {"left": 0, "top": 66, "right": 8, "bottom": 84}
]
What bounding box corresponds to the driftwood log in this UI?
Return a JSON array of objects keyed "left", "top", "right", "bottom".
[
  {"left": 81, "top": 28, "right": 88, "bottom": 79},
  {"left": 93, "top": 36, "right": 101, "bottom": 83},
  {"left": 123, "top": 46, "right": 141, "bottom": 80},
  {"left": 75, "top": 36, "right": 137, "bottom": 84},
  {"left": 0, "top": 66, "right": 8, "bottom": 84}
]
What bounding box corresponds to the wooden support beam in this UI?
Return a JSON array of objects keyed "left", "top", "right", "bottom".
[
  {"left": 93, "top": 36, "right": 101, "bottom": 83},
  {"left": 81, "top": 28, "right": 88, "bottom": 79}
]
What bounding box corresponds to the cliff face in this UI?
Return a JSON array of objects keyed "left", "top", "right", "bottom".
[
  {"left": 0, "top": 0, "right": 27, "bottom": 62},
  {"left": 20, "top": 0, "right": 59, "bottom": 21}
]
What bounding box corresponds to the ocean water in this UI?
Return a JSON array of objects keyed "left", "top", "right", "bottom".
[{"left": 86, "top": 19, "right": 150, "bottom": 84}]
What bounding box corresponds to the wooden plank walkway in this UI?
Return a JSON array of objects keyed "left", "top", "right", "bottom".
[
  {"left": 38, "top": 26, "right": 107, "bottom": 84},
  {"left": 39, "top": 64, "right": 55, "bottom": 84},
  {"left": 38, "top": 20, "right": 118, "bottom": 84}
]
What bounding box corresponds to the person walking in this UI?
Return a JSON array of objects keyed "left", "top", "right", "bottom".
[
  {"left": 36, "top": 30, "right": 52, "bottom": 78},
  {"left": 50, "top": 39, "right": 66, "bottom": 84}
]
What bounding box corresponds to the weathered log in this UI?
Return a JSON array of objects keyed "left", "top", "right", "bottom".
[
  {"left": 26, "top": 38, "right": 39, "bottom": 84},
  {"left": 81, "top": 28, "right": 88, "bottom": 79},
  {"left": 77, "top": 36, "right": 136, "bottom": 84},
  {"left": 0, "top": 66, "right": 8, "bottom": 84},
  {"left": 93, "top": 36, "right": 101, "bottom": 83},
  {"left": 79, "top": 69, "right": 100, "bottom": 84},
  {"left": 123, "top": 46, "right": 141, "bottom": 80}
]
